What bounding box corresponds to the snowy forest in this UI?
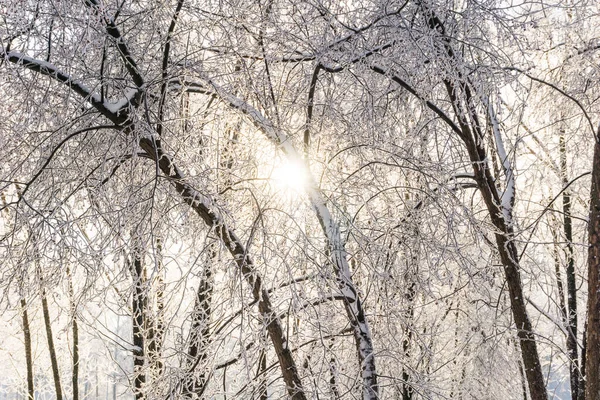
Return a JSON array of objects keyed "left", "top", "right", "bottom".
[{"left": 1, "top": 0, "right": 600, "bottom": 399}]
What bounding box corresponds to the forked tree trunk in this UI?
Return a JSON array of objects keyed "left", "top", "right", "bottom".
[
  {"left": 409, "top": 5, "right": 549, "bottom": 397},
  {"left": 465, "top": 134, "right": 547, "bottom": 400},
  {"left": 363, "top": 4, "right": 549, "bottom": 396}
]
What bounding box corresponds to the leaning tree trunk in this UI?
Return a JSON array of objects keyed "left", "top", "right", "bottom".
[
  {"left": 138, "top": 136, "right": 307, "bottom": 400},
  {"left": 363, "top": 3, "right": 550, "bottom": 394},
  {"left": 457, "top": 100, "right": 547, "bottom": 400},
  {"left": 415, "top": 4, "right": 549, "bottom": 398}
]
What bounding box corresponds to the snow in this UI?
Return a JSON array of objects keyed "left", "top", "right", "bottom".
[
  {"left": 104, "top": 88, "right": 139, "bottom": 114},
  {"left": 3, "top": 50, "right": 141, "bottom": 118},
  {"left": 488, "top": 99, "right": 515, "bottom": 225},
  {"left": 3, "top": 50, "right": 102, "bottom": 105}
]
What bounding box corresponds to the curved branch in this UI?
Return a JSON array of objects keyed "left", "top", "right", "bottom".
[
  {"left": 506, "top": 67, "right": 596, "bottom": 136},
  {"left": 368, "top": 64, "right": 464, "bottom": 137},
  {"left": 2, "top": 49, "right": 115, "bottom": 116},
  {"left": 19, "top": 125, "right": 119, "bottom": 200}
]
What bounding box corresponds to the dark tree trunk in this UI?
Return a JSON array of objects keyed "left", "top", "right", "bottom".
[
  {"left": 39, "top": 267, "right": 63, "bottom": 400},
  {"left": 440, "top": 74, "right": 547, "bottom": 400},
  {"left": 418, "top": 6, "right": 548, "bottom": 397},
  {"left": 559, "top": 135, "right": 580, "bottom": 400},
  {"left": 147, "top": 237, "right": 165, "bottom": 380},
  {"left": 67, "top": 267, "right": 79, "bottom": 400},
  {"left": 20, "top": 298, "right": 34, "bottom": 400},
  {"left": 402, "top": 281, "right": 415, "bottom": 400},
  {"left": 130, "top": 249, "right": 147, "bottom": 400},
  {"left": 585, "top": 139, "right": 600, "bottom": 400},
  {"left": 137, "top": 136, "right": 307, "bottom": 399}
]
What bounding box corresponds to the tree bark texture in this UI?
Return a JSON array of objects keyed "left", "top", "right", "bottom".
[
  {"left": 130, "top": 249, "right": 147, "bottom": 400},
  {"left": 585, "top": 140, "right": 600, "bottom": 400}
]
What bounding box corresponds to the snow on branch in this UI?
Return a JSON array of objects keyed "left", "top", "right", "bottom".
[
  {"left": 103, "top": 88, "right": 141, "bottom": 114},
  {"left": 1, "top": 49, "right": 144, "bottom": 122},
  {"left": 3, "top": 50, "right": 102, "bottom": 106},
  {"left": 487, "top": 98, "right": 515, "bottom": 225}
]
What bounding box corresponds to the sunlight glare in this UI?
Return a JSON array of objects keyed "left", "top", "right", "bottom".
[{"left": 271, "top": 160, "right": 308, "bottom": 192}]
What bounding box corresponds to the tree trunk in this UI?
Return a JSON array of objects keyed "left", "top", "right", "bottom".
[
  {"left": 67, "top": 266, "right": 79, "bottom": 400},
  {"left": 585, "top": 139, "right": 600, "bottom": 400},
  {"left": 38, "top": 267, "right": 63, "bottom": 400},
  {"left": 581, "top": 320, "right": 587, "bottom": 400},
  {"left": 402, "top": 281, "right": 415, "bottom": 400},
  {"left": 559, "top": 135, "right": 580, "bottom": 400},
  {"left": 20, "top": 298, "right": 34, "bottom": 400},
  {"left": 184, "top": 248, "right": 214, "bottom": 398},
  {"left": 147, "top": 236, "right": 165, "bottom": 381},
  {"left": 413, "top": 6, "right": 548, "bottom": 397},
  {"left": 130, "top": 248, "right": 147, "bottom": 400},
  {"left": 446, "top": 84, "right": 547, "bottom": 400}
]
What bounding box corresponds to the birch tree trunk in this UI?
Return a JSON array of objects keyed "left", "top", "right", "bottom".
[{"left": 129, "top": 245, "right": 147, "bottom": 400}]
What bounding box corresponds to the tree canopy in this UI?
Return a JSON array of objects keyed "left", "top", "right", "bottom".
[{"left": 1, "top": 0, "right": 600, "bottom": 399}]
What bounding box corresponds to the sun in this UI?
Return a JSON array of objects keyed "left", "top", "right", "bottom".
[{"left": 271, "top": 160, "right": 309, "bottom": 192}]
